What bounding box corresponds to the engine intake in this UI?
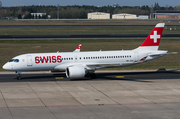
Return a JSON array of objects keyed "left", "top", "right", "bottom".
[{"left": 66, "top": 66, "right": 85, "bottom": 78}]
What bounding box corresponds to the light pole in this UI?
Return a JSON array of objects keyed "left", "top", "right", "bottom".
[{"left": 57, "top": 4, "right": 59, "bottom": 19}]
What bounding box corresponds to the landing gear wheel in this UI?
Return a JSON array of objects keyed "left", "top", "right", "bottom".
[
  {"left": 90, "top": 73, "right": 96, "bottom": 79},
  {"left": 17, "top": 75, "right": 21, "bottom": 80},
  {"left": 16, "top": 71, "right": 22, "bottom": 80}
]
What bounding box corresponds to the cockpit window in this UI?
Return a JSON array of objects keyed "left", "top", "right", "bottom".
[
  {"left": 14, "top": 59, "right": 19, "bottom": 62},
  {"left": 8, "top": 59, "right": 19, "bottom": 63},
  {"left": 9, "top": 59, "right": 14, "bottom": 62}
]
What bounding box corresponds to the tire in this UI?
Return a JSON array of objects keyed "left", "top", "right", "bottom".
[
  {"left": 90, "top": 73, "right": 96, "bottom": 79},
  {"left": 17, "top": 75, "right": 22, "bottom": 80}
]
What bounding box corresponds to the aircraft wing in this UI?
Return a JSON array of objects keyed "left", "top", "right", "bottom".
[
  {"left": 54, "top": 61, "right": 135, "bottom": 78},
  {"left": 85, "top": 62, "right": 134, "bottom": 70},
  {"left": 54, "top": 62, "right": 130, "bottom": 71}
]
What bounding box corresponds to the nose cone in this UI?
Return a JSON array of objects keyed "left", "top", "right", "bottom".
[{"left": 2, "top": 63, "right": 10, "bottom": 70}]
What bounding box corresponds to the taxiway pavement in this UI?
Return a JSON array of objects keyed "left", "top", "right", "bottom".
[{"left": 0, "top": 70, "right": 180, "bottom": 119}]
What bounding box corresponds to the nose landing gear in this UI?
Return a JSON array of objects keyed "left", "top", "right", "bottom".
[{"left": 16, "top": 71, "right": 22, "bottom": 80}]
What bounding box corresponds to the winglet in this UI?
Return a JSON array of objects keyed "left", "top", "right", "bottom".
[{"left": 73, "top": 44, "right": 81, "bottom": 52}]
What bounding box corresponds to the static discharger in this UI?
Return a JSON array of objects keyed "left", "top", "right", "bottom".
[{"left": 116, "top": 76, "right": 124, "bottom": 78}]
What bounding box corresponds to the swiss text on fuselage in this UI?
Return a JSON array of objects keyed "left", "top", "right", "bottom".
[{"left": 35, "top": 56, "right": 62, "bottom": 64}]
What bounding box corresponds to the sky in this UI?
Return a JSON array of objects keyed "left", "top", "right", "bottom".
[{"left": 0, "top": 0, "right": 179, "bottom": 7}]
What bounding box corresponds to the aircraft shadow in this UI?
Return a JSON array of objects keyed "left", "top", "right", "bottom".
[{"left": 0, "top": 69, "right": 180, "bottom": 82}]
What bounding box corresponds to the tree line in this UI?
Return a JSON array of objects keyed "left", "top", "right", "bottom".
[{"left": 0, "top": 5, "right": 178, "bottom": 19}]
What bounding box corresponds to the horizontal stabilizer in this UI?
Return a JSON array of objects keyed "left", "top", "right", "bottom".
[
  {"left": 148, "top": 51, "right": 168, "bottom": 57},
  {"left": 167, "top": 52, "right": 178, "bottom": 55}
]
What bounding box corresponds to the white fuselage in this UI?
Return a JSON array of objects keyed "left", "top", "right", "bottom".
[{"left": 3, "top": 49, "right": 168, "bottom": 72}]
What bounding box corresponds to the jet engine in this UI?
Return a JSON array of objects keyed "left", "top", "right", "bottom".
[{"left": 66, "top": 66, "right": 86, "bottom": 78}]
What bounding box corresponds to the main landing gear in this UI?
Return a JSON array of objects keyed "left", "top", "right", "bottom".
[
  {"left": 90, "top": 73, "right": 96, "bottom": 79},
  {"left": 88, "top": 70, "right": 96, "bottom": 79},
  {"left": 16, "top": 71, "right": 22, "bottom": 80}
]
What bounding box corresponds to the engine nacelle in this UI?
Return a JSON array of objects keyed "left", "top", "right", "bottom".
[{"left": 66, "top": 66, "right": 86, "bottom": 78}]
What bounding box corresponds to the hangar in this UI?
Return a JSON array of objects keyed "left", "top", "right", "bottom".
[
  {"left": 112, "top": 13, "right": 137, "bottom": 19},
  {"left": 153, "top": 11, "right": 180, "bottom": 19},
  {"left": 137, "top": 15, "right": 149, "bottom": 19},
  {"left": 87, "top": 12, "right": 110, "bottom": 19},
  {"left": 154, "top": 13, "right": 180, "bottom": 19}
]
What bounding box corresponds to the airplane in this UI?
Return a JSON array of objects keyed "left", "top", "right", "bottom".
[{"left": 3, "top": 23, "right": 170, "bottom": 80}]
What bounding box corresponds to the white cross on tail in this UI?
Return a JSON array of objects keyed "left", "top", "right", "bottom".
[{"left": 150, "top": 31, "right": 160, "bottom": 43}]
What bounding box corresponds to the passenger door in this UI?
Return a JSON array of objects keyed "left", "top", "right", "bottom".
[
  {"left": 27, "top": 55, "right": 33, "bottom": 66},
  {"left": 134, "top": 52, "right": 139, "bottom": 62}
]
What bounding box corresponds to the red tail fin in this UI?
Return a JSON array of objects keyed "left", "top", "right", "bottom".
[{"left": 140, "top": 23, "right": 165, "bottom": 47}]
